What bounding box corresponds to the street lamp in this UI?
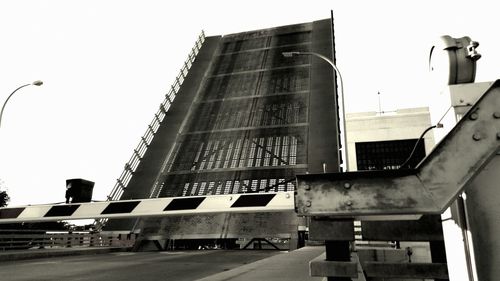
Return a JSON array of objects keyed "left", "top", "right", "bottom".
[
  {"left": 282, "top": 51, "right": 348, "bottom": 172},
  {"left": 0, "top": 80, "right": 43, "bottom": 128}
]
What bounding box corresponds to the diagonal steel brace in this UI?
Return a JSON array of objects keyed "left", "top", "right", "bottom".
[{"left": 296, "top": 80, "right": 500, "bottom": 219}]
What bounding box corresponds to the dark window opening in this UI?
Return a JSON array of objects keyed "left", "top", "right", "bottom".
[{"left": 355, "top": 139, "right": 426, "bottom": 170}]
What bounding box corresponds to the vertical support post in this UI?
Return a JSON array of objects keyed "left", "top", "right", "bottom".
[
  {"left": 464, "top": 154, "right": 500, "bottom": 281},
  {"left": 297, "top": 219, "right": 307, "bottom": 249},
  {"left": 325, "top": 240, "right": 352, "bottom": 281},
  {"left": 309, "top": 218, "right": 354, "bottom": 280},
  {"left": 66, "top": 231, "right": 72, "bottom": 248},
  {"left": 430, "top": 240, "right": 448, "bottom": 281}
]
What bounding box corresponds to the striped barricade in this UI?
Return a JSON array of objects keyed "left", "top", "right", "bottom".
[{"left": 0, "top": 192, "right": 294, "bottom": 223}]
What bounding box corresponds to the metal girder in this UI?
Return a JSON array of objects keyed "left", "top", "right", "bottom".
[
  {"left": 361, "top": 215, "right": 444, "bottom": 241},
  {"left": 296, "top": 80, "right": 500, "bottom": 218},
  {"left": 296, "top": 170, "right": 438, "bottom": 218},
  {"left": 309, "top": 218, "right": 354, "bottom": 241}
]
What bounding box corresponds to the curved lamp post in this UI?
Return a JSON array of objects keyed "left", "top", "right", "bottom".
[
  {"left": 0, "top": 80, "right": 43, "bottom": 128},
  {"left": 282, "top": 51, "right": 348, "bottom": 172}
]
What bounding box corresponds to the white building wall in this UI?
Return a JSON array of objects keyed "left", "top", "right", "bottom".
[
  {"left": 345, "top": 107, "right": 438, "bottom": 270},
  {"left": 346, "top": 107, "right": 434, "bottom": 171}
]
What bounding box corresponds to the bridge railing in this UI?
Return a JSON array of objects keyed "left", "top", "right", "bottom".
[
  {"left": 96, "top": 31, "right": 206, "bottom": 230},
  {"left": 105, "top": 30, "right": 205, "bottom": 202},
  {"left": 0, "top": 229, "right": 137, "bottom": 251}
]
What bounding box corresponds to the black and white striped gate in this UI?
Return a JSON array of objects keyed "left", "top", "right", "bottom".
[{"left": 0, "top": 192, "right": 294, "bottom": 223}]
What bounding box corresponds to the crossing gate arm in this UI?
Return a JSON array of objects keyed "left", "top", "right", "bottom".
[
  {"left": 296, "top": 80, "right": 500, "bottom": 219},
  {"left": 0, "top": 192, "right": 294, "bottom": 223}
]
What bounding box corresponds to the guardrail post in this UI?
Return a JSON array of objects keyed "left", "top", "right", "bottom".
[
  {"left": 309, "top": 218, "right": 356, "bottom": 280},
  {"left": 66, "top": 231, "right": 72, "bottom": 248}
]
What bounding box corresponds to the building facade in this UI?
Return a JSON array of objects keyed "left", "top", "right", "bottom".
[
  {"left": 346, "top": 107, "right": 435, "bottom": 171},
  {"left": 346, "top": 107, "right": 448, "bottom": 276}
]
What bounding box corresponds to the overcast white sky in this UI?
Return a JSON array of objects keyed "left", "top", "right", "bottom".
[{"left": 1, "top": 0, "right": 499, "bottom": 206}]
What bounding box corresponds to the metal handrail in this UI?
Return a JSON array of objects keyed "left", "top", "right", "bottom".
[
  {"left": 95, "top": 31, "right": 205, "bottom": 230},
  {"left": 0, "top": 230, "right": 137, "bottom": 250}
]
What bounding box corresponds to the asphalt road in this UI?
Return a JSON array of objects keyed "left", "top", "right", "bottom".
[{"left": 0, "top": 250, "right": 281, "bottom": 281}]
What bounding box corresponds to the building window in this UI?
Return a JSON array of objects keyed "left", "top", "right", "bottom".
[{"left": 355, "top": 139, "right": 426, "bottom": 170}]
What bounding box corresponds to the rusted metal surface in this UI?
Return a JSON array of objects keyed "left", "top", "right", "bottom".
[
  {"left": 296, "top": 80, "right": 500, "bottom": 218},
  {"left": 309, "top": 218, "right": 354, "bottom": 241},
  {"left": 139, "top": 211, "right": 298, "bottom": 240},
  {"left": 417, "top": 81, "right": 500, "bottom": 210},
  {"left": 296, "top": 170, "right": 438, "bottom": 217},
  {"left": 361, "top": 215, "right": 444, "bottom": 241}
]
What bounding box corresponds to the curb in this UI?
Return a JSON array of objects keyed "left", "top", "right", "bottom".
[{"left": 0, "top": 247, "right": 131, "bottom": 262}]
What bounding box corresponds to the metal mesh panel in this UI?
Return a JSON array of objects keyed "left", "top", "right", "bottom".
[
  {"left": 203, "top": 67, "right": 309, "bottom": 100},
  {"left": 271, "top": 31, "right": 311, "bottom": 46},
  {"left": 355, "top": 139, "right": 426, "bottom": 170},
  {"left": 190, "top": 95, "right": 307, "bottom": 132},
  {"left": 220, "top": 31, "right": 311, "bottom": 54},
  {"left": 156, "top": 30, "right": 312, "bottom": 198},
  {"left": 160, "top": 169, "right": 303, "bottom": 197},
  {"left": 260, "top": 68, "right": 310, "bottom": 94},
  {"left": 221, "top": 37, "right": 268, "bottom": 54},
  {"left": 168, "top": 128, "right": 306, "bottom": 173},
  {"left": 212, "top": 44, "right": 310, "bottom": 75}
]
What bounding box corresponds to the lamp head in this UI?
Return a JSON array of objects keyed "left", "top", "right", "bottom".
[
  {"left": 282, "top": 52, "right": 301, "bottom": 58},
  {"left": 32, "top": 80, "right": 43, "bottom": 86}
]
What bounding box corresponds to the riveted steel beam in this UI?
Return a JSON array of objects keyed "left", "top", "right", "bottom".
[
  {"left": 296, "top": 80, "right": 500, "bottom": 218},
  {"left": 296, "top": 170, "right": 439, "bottom": 218}
]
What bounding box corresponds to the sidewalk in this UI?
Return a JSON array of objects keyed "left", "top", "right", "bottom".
[
  {"left": 0, "top": 246, "right": 326, "bottom": 280},
  {"left": 194, "top": 246, "right": 326, "bottom": 281},
  {"left": 0, "top": 246, "right": 130, "bottom": 262}
]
